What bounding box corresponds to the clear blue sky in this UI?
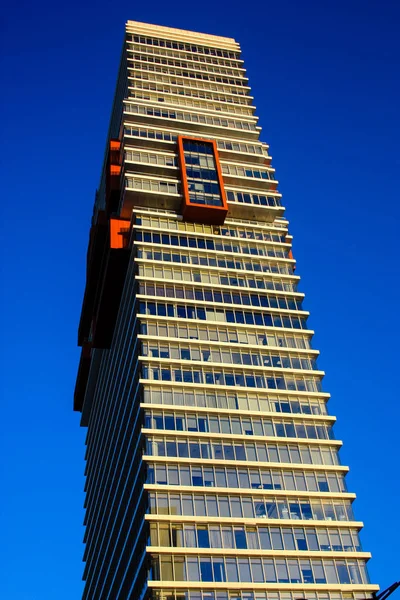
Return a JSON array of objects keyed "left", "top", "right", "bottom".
[{"left": 1, "top": 0, "right": 399, "bottom": 597}]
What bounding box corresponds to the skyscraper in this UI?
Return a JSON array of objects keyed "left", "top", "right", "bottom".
[{"left": 74, "top": 20, "right": 378, "bottom": 600}]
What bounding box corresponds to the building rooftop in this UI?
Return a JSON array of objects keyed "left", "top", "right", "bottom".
[{"left": 126, "top": 20, "right": 240, "bottom": 51}]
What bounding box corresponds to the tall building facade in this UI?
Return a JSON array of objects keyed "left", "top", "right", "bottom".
[{"left": 74, "top": 20, "right": 378, "bottom": 600}]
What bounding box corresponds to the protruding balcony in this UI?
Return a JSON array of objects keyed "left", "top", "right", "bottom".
[
  {"left": 122, "top": 128, "right": 177, "bottom": 153},
  {"left": 119, "top": 171, "right": 182, "bottom": 218},
  {"left": 217, "top": 146, "right": 268, "bottom": 165},
  {"left": 178, "top": 135, "right": 228, "bottom": 225},
  {"left": 227, "top": 199, "right": 285, "bottom": 223},
  {"left": 225, "top": 187, "right": 285, "bottom": 222},
  {"left": 221, "top": 166, "right": 279, "bottom": 192}
]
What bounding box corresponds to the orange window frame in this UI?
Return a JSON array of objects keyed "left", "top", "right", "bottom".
[{"left": 177, "top": 135, "right": 228, "bottom": 225}]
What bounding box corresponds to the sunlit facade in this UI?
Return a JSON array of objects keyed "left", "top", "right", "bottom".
[{"left": 74, "top": 20, "right": 378, "bottom": 600}]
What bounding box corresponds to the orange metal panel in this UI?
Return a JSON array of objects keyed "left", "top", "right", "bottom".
[
  {"left": 110, "top": 140, "right": 121, "bottom": 152},
  {"left": 109, "top": 139, "right": 121, "bottom": 167},
  {"left": 110, "top": 218, "right": 130, "bottom": 249},
  {"left": 177, "top": 135, "right": 228, "bottom": 225},
  {"left": 110, "top": 165, "right": 121, "bottom": 176}
]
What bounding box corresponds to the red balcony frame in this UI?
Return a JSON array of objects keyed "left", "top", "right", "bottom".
[{"left": 177, "top": 135, "right": 228, "bottom": 225}]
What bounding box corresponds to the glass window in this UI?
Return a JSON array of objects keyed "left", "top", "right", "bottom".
[
  {"left": 209, "top": 526, "right": 222, "bottom": 548},
  {"left": 264, "top": 559, "right": 277, "bottom": 582},
  {"left": 234, "top": 528, "right": 247, "bottom": 549},
  {"left": 195, "top": 496, "right": 206, "bottom": 516},
  {"left": 251, "top": 558, "right": 264, "bottom": 582},
  {"left": 161, "top": 556, "right": 173, "bottom": 580},
  {"left": 295, "top": 529, "right": 307, "bottom": 551},
  {"left": 238, "top": 559, "right": 251, "bottom": 582},
  {"left": 200, "top": 558, "right": 213, "bottom": 582},
  {"left": 187, "top": 557, "right": 200, "bottom": 581},
  {"left": 300, "top": 559, "right": 314, "bottom": 583},
  {"left": 213, "top": 558, "right": 226, "bottom": 582},
  {"left": 337, "top": 561, "right": 351, "bottom": 584},
  {"left": 283, "top": 530, "right": 295, "bottom": 550},
  {"left": 206, "top": 496, "right": 218, "bottom": 518},
  {"left": 198, "top": 527, "right": 210, "bottom": 548},
  {"left": 226, "top": 558, "right": 238, "bottom": 582},
  {"left": 185, "top": 526, "right": 197, "bottom": 547},
  {"left": 288, "top": 559, "right": 301, "bottom": 583},
  {"left": 306, "top": 529, "right": 319, "bottom": 551},
  {"left": 271, "top": 528, "right": 283, "bottom": 550},
  {"left": 313, "top": 560, "right": 327, "bottom": 584},
  {"left": 325, "top": 560, "right": 338, "bottom": 583},
  {"left": 276, "top": 560, "right": 290, "bottom": 583},
  {"left": 222, "top": 527, "right": 234, "bottom": 548}
]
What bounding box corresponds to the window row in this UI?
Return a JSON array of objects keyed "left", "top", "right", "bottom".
[
  {"left": 126, "top": 176, "right": 179, "bottom": 194},
  {"left": 125, "top": 123, "right": 181, "bottom": 142},
  {"left": 149, "top": 555, "right": 369, "bottom": 585},
  {"left": 138, "top": 265, "right": 297, "bottom": 293},
  {"left": 195, "top": 194, "right": 224, "bottom": 210},
  {"left": 135, "top": 231, "right": 289, "bottom": 259},
  {"left": 134, "top": 215, "right": 285, "bottom": 243},
  {"left": 138, "top": 283, "right": 302, "bottom": 312},
  {"left": 144, "top": 436, "right": 338, "bottom": 466},
  {"left": 142, "top": 364, "right": 323, "bottom": 393},
  {"left": 137, "top": 249, "right": 294, "bottom": 275},
  {"left": 186, "top": 176, "right": 220, "bottom": 195},
  {"left": 130, "top": 35, "right": 240, "bottom": 60},
  {"left": 129, "top": 52, "right": 245, "bottom": 78},
  {"left": 130, "top": 62, "right": 247, "bottom": 88},
  {"left": 147, "top": 464, "right": 346, "bottom": 494},
  {"left": 138, "top": 302, "right": 308, "bottom": 330},
  {"left": 149, "top": 522, "right": 361, "bottom": 553},
  {"left": 222, "top": 164, "right": 275, "bottom": 181},
  {"left": 148, "top": 485, "right": 350, "bottom": 524},
  {"left": 184, "top": 151, "right": 215, "bottom": 167},
  {"left": 142, "top": 342, "right": 317, "bottom": 372},
  {"left": 142, "top": 387, "right": 326, "bottom": 415},
  {"left": 187, "top": 168, "right": 222, "bottom": 188},
  {"left": 128, "top": 90, "right": 252, "bottom": 116},
  {"left": 215, "top": 140, "right": 264, "bottom": 155},
  {"left": 128, "top": 44, "right": 243, "bottom": 69},
  {"left": 128, "top": 77, "right": 253, "bottom": 107},
  {"left": 125, "top": 150, "right": 177, "bottom": 167},
  {"left": 188, "top": 187, "right": 222, "bottom": 203},
  {"left": 187, "top": 178, "right": 220, "bottom": 193},
  {"left": 150, "top": 590, "right": 371, "bottom": 600},
  {"left": 226, "top": 189, "right": 281, "bottom": 208},
  {"left": 125, "top": 102, "right": 255, "bottom": 130},
  {"left": 130, "top": 71, "right": 250, "bottom": 98},
  {"left": 218, "top": 224, "right": 284, "bottom": 243},
  {"left": 148, "top": 474, "right": 350, "bottom": 518},
  {"left": 140, "top": 322, "right": 310, "bottom": 350},
  {"left": 143, "top": 410, "right": 331, "bottom": 440}
]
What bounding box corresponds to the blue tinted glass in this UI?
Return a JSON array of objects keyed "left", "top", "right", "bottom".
[
  {"left": 198, "top": 529, "right": 210, "bottom": 548},
  {"left": 183, "top": 139, "right": 223, "bottom": 207},
  {"left": 200, "top": 559, "right": 213, "bottom": 581},
  {"left": 234, "top": 529, "right": 247, "bottom": 549},
  {"left": 213, "top": 559, "right": 226, "bottom": 582}
]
